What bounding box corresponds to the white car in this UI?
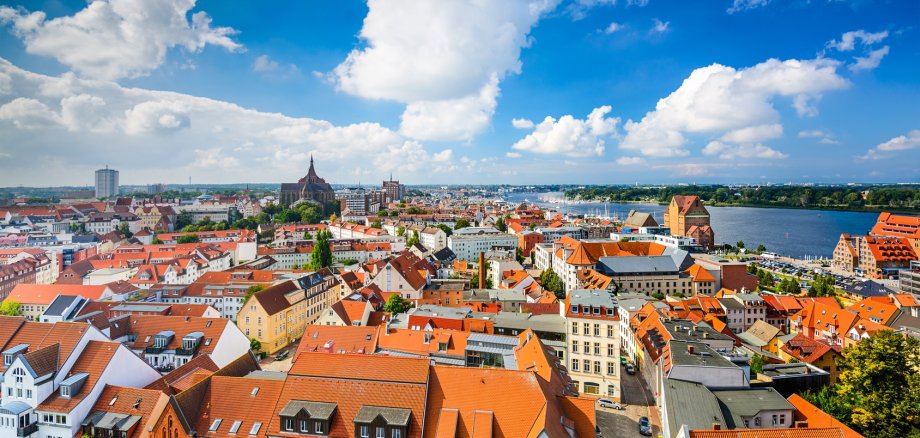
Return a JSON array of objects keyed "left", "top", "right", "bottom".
[{"left": 598, "top": 399, "right": 623, "bottom": 410}]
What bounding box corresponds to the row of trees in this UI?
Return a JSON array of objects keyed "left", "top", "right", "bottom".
[{"left": 565, "top": 185, "right": 920, "bottom": 211}]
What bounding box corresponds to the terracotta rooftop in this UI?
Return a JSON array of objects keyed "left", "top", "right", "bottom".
[
  {"left": 87, "top": 385, "right": 169, "bottom": 438},
  {"left": 6, "top": 283, "right": 109, "bottom": 305},
  {"left": 289, "top": 351, "right": 430, "bottom": 385},
  {"left": 195, "top": 375, "right": 287, "bottom": 437},
  {"left": 294, "top": 325, "right": 379, "bottom": 357},
  {"left": 38, "top": 340, "right": 120, "bottom": 413}
]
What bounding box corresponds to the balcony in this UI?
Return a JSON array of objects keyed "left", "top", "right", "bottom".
[
  {"left": 17, "top": 423, "right": 38, "bottom": 437},
  {"left": 175, "top": 347, "right": 196, "bottom": 356},
  {"left": 144, "top": 346, "right": 165, "bottom": 354}
]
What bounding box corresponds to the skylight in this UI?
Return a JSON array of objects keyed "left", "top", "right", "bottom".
[
  {"left": 249, "top": 422, "right": 262, "bottom": 435},
  {"left": 229, "top": 420, "right": 242, "bottom": 434},
  {"left": 251, "top": 387, "right": 259, "bottom": 397},
  {"left": 209, "top": 419, "right": 222, "bottom": 431}
]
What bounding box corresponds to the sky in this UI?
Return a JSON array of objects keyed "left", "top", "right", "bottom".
[{"left": 0, "top": 0, "right": 918, "bottom": 187}]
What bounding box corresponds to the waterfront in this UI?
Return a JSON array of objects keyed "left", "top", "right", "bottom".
[{"left": 504, "top": 192, "right": 881, "bottom": 259}]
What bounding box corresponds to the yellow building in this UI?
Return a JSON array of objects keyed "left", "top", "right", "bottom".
[{"left": 237, "top": 270, "right": 340, "bottom": 354}]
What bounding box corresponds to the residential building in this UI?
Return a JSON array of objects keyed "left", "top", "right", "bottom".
[
  {"left": 382, "top": 175, "right": 405, "bottom": 202},
  {"left": 5, "top": 284, "right": 115, "bottom": 320},
  {"left": 366, "top": 251, "right": 433, "bottom": 300},
  {"left": 780, "top": 334, "right": 843, "bottom": 384},
  {"left": 833, "top": 234, "right": 917, "bottom": 279},
  {"left": 663, "top": 195, "right": 715, "bottom": 250},
  {"left": 871, "top": 211, "right": 920, "bottom": 255},
  {"left": 115, "top": 315, "right": 250, "bottom": 369},
  {"left": 236, "top": 271, "right": 341, "bottom": 354},
  {"left": 447, "top": 227, "right": 517, "bottom": 262},
  {"left": 565, "top": 289, "right": 621, "bottom": 399},
  {"left": 95, "top": 167, "right": 119, "bottom": 199}
]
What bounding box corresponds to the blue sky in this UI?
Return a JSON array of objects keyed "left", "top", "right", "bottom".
[{"left": 0, "top": 0, "right": 918, "bottom": 186}]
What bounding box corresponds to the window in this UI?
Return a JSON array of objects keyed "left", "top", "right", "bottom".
[
  {"left": 376, "top": 427, "right": 385, "bottom": 438},
  {"left": 60, "top": 386, "right": 70, "bottom": 397},
  {"left": 607, "top": 344, "right": 614, "bottom": 357},
  {"left": 594, "top": 361, "right": 601, "bottom": 374},
  {"left": 607, "top": 362, "right": 615, "bottom": 375},
  {"left": 593, "top": 343, "right": 600, "bottom": 355},
  {"left": 249, "top": 422, "right": 261, "bottom": 435},
  {"left": 607, "top": 325, "right": 614, "bottom": 338},
  {"left": 572, "top": 340, "right": 578, "bottom": 352},
  {"left": 392, "top": 429, "right": 402, "bottom": 438},
  {"left": 229, "top": 420, "right": 242, "bottom": 434},
  {"left": 314, "top": 421, "right": 325, "bottom": 434},
  {"left": 584, "top": 382, "right": 600, "bottom": 394},
  {"left": 571, "top": 322, "right": 578, "bottom": 334},
  {"left": 360, "top": 425, "right": 369, "bottom": 438},
  {"left": 593, "top": 323, "right": 600, "bottom": 336},
  {"left": 583, "top": 324, "right": 589, "bottom": 335},
  {"left": 299, "top": 420, "right": 308, "bottom": 432},
  {"left": 583, "top": 359, "right": 590, "bottom": 371},
  {"left": 582, "top": 344, "right": 590, "bottom": 354},
  {"left": 210, "top": 419, "right": 223, "bottom": 432},
  {"left": 570, "top": 305, "right": 578, "bottom": 314},
  {"left": 572, "top": 359, "right": 580, "bottom": 371}
]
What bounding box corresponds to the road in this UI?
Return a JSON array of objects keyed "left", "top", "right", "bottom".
[{"left": 596, "top": 367, "right": 661, "bottom": 438}]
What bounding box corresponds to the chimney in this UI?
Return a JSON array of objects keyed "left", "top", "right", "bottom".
[
  {"left": 711, "top": 423, "right": 721, "bottom": 430},
  {"left": 687, "top": 345, "right": 695, "bottom": 354},
  {"left": 478, "top": 251, "right": 486, "bottom": 289}
]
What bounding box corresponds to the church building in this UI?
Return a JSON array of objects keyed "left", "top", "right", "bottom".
[{"left": 279, "top": 155, "right": 336, "bottom": 208}]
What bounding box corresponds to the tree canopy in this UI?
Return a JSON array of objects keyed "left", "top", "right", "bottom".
[
  {"left": 0, "top": 300, "right": 22, "bottom": 316},
  {"left": 806, "top": 330, "right": 920, "bottom": 438},
  {"left": 308, "top": 230, "right": 333, "bottom": 270},
  {"left": 384, "top": 294, "right": 412, "bottom": 314},
  {"left": 539, "top": 268, "right": 565, "bottom": 299},
  {"left": 454, "top": 219, "right": 471, "bottom": 230}
]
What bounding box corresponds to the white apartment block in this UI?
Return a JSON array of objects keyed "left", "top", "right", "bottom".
[
  {"left": 564, "top": 289, "right": 621, "bottom": 400},
  {"left": 448, "top": 227, "right": 518, "bottom": 261}
]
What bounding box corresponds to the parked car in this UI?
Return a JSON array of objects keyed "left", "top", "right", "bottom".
[
  {"left": 598, "top": 399, "right": 623, "bottom": 410},
  {"left": 639, "top": 416, "right": 652, "bottom": 436},
  {"left": 626, "top": 364, "right": 636, "bottom": 375},
  {"left": 595, "top": 425, "right": 603, "bottom": 438},
  {"left": 620, "top": 356, "right": 628, "bottom": 365},
  {"left": 274, "top": 350, "right": 290, "bottom": 361}
]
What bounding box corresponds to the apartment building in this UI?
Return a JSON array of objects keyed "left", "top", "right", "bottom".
[{"left": 564, "top": 289, "right": 621, "bottom": 399}]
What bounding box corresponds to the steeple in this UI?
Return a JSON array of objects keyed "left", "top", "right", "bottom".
[{"left": 307, "top": 154, "right": 317, "bottom": 178}]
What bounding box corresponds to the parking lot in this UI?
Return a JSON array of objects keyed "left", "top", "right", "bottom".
[{"left": 596, "top": 366, "right": 661, "bottom": 438}]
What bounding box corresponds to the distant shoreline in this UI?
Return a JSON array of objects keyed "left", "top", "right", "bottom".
[{"left": 558, "top": 197, "right": 916, "bottom": 215}]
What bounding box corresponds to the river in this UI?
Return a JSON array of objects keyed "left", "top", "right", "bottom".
[{"left": 503, "top": 192, "right": 881, "bottom": 259}]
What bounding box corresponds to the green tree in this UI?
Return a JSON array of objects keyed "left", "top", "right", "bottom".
[
  {"left": 396, "top": 225, "right": 406, "bottom": 237},
  {"left": 750, "top": 353, "right": 765, "bottom": 375},
  {"left": 471, "top": 262, "right": 494, "bottom": 289},
  {"left": 809, "top": 274, "right": 837, "bottom": 297},
  {"left": 384, "top": 294, "right": 412, "bottom": 314},
  {"left": 454, "top": 219, "right": 471, "bottom": 230},
  {"left": 756, "top": 244, "right": 767, "bottom": 253},
  {"left": 338, "top": 258, "right": 359, "bottom": 266},
  {"left": 175, "top": 211, "right": 194, "bottom": 229},
  {"left": 243, "top": 285, "right": 264, "bottom": 304},
  {"left": 151, "top": 238, "right": 164, "bottom": 244},
  {"left": 539, "top": 268, "right": 565, "bottom": 299},
  {"left": 249, "top": 338, "right": 262, "bottom": 353},
  {"left": 275, "top": 209, "right": 301, "bottom": 223},
  {"left": 495, "top": 217, "right": 507, "bottom": 232},
  {"left": 818, "top": 330, "right": 920, "bottom": 438},
  {"left": 407, "top": 230, "right": 420, "bottom": 247},
  {"left": 308, "top": 230, "right": 333, "bottom": 270},
  {"left": 436, "top": 224, "right": 453, "bottom": 237},
  {"left": 117, "top": 222, "right": 133, "bottom": 238},
  {"left": 370, "top": 220, "right": 382, "bottom": 228},
  {"left": 516, "top": 247, "right": 525, "bottom": 264},
  {"left": 736, "top": 240, "right": 745, "bottom": 250},
  {"left": 176, "top": 235, "right": 200, "bottom": 244},
  {"left": 0, "top": 300, "right": 22, "bottom": 316}
]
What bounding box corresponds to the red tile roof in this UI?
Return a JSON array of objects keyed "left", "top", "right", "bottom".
[
  {"left": 289, "top": 351, "right": 430, "bottom": 384},
  {"left": 6, "top": 284, "right": 109, "bottom": 305},
  {"left": 294, "top": 325, "right": 379, "bottom": 357},
  {"left": 38, "top": 341, "right": 120, "bottom": 413}
]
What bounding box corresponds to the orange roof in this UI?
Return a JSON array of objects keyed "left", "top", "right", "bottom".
[
  {"left": 685, "top": 264, "right": 716, "bottom": 282},
  {"left": 6, "top": 284, "right": 109, "bottom": 305},
  {"left": 792, "top": 301, "right": 858, "bottom": 336},
  {"left": 893, "top": 293, "right": 920, "bottom": 307},
  {"left": 781, "top": 334, "right": 837, "bottom": 363},
  {"left": 787, "top": 394, "right": 864, "bottom": 438},
  {"left": 848, "top": 318, "right": 890, "bottom": 338},
  {"left": 847, "top": 297, "right": 900, "bottom": 325},
  {"left": 871, "top": 212, "right": 920, "bottom": 239},
  {"left": 556, "top": 235, "right": 668, "bottom": 266},
  {"left": 38, "top": 341, "right": 120, "bottom": 413},
  {"left": 424, "top": 366, "right": 572, "bottom": 438},
  {"left": 194, "top": 376, "right": 287, "bottom": 436},
  {"left": 863, "top": 235, "right": 917, "bottom": 262},
  {"left": 0, "top": 320, "right": 89, "bottom": 373},
  {"left": 124, "top": 315, "right": 229, "bottom": 356},
  {"left": 689, "top": 428, "right": 846, "bottom": 438},
  {"left": 289, "top": 351, "right": 430, "bottom": 384},
  {"left": 89, "top": 385, "right": 169, "bottom": 438},
  {"left": 145, "top": 354, "right": 219, "bottom": 393},
  {"left": 295, "top": 325, "right": 379, "bottom": 356},
  {"left": 376, "top": 327, "right": 470, "bottom": 357}
]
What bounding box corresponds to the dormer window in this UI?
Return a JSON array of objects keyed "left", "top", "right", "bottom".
[
  {"left": 570, "top": 305, "right": 578, "bottom": 314},
  {"left": 61, "top": 386, "right": 71, "bottom": 397},
  {"left": 593, "top": 307, "right": 600, "bottom": 315}
]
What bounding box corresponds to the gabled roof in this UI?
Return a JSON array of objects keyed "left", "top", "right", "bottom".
[
  {"left": 0, "top": 320, "right": 90, "bottom": 373},
  {"left": 193, "top": 375, "right": 285, "bottom": 436},
  {"left": 848, "top": 297, "right": 900, "bottom": 325},
  {"left": 124, "top": 315, "right": 229, "bottom": 356},
  {"left": 6, "top": 283, "right": 109, "bottom": 305},
  {"left": 787, "top": 394, "right": 864, "bottom": 438},
  {"left": 145, "top": 354, "right": 220, "bottom": 394},
  {"left": 295, "top": 325, "right": 378, "bottom": 356},
  {"left": 252, "top": 280, "right": 301, "bottom": 316},
  {"left": 86, "top": 385, "right": 168, "bottom": 438},
  {"left": 289, "top": 351, "right": 430, "bottom": 384},
  {"left": 20, "top": 343, "right": 60, "bottom": 377},
  {"left": 781, "top": 334, "right": 838, "bottom": 363},
  {"left": 38, "top": 341, "right": 121, "bottom": 413}
]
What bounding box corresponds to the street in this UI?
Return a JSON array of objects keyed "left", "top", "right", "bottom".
[{"left": 596, "top": 366, "right": 661, "bottom": 438}]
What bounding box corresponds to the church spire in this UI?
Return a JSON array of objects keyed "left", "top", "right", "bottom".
[{"left": 307, "top": 154, "right": 317, "bottom": 178}]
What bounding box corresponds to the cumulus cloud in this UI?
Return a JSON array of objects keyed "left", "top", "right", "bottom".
[
  {"left": 616, "top": 156, "right": 645, "bottom": 165},
  {"left": 798, "top": 129, "right": 838, "bottom": 144},
  {"left": 0, "top": 0, "right": 242, "bottom": 80},
  {"left": 0, "top": 58, "right": 455, "bottom": 185},
  {"left": 332, "top": 0, "right": 558, "bottom": 141},
  {"left": 850, "top": 46, "right": 889, "bottom": 72},
  {"left": 603, "top": 22, "right": 623, "bottom": 34},
  {"left": 620, "top": 58, "right": 848, "bottom": 158},
  {"left": 511, "top": 105, "right": 619, "bottom": 157},
  {"left": 861, "top": 130, "right": 920, "bottom": 160},
  {"left": 702, "top": 141, "right": 788, "bottom": 160},
  {"left": 512, "top": 118, "right": 535, "bottom": 129}
]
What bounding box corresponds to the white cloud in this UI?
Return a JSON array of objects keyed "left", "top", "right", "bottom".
[
  {"left": 0, "top": 58, "right": 456, "bottom": 185},
  {"left": 566, "top": 0, "right": 616, "bottom": 21},
  {"left": 253, "top": 55, "right": 299, "bottom": 76},
  {"left": 726, "top": 0, "right": 770, "bottom": 14},
  {"left": 506, "top": 152, "right": 522, "bottom": 158},
  {"left": 650, "top": 18, "right": 669, "bottom": 34},
  {"left": 702, "top": 141, "right": 788, "bottom": 160},
  {"left": 604, "top": 22, "right": 623, "bottom": 34},
  {"left": 0, "top": 0, "right": 242, "bottom": 80},
  {"left": 512, "top": 117, "right": 535, "bottom": 129},
  {"left": 827, "top": 30, "right": 888, "bottom": 52},
  {"left": 850, "top": 46, "right": 889, "bottom": 72},
  {"left": 511, "top": 105, "right": 619, "bottom": 157},
  {"left": 861, "top": 130, "right": 920, "bottom": 160},
  {"left": 0, "top": 97, "right": 61, "bottom": 129},
  {"left": 616, "top": 156, "right": 645, "bottom": 165},
  {"left": 798, "top": 129, "right": 838, "bottom": 144},
  {"left": 332, "top": 0, "right": 558, "bottom": 141},
  {"left": 399, "top": 75, "right": 499, "bottom": 141},
  {"left": 620, "top": 58, "right": 848, "bottom": 158}
]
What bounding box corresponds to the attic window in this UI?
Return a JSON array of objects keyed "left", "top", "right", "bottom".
[
  {"left": 229, "top": 420, "right": 242, "bottom": 434},
  {"left": 109, "top": 396, "right": 118, "bottom": 406},
  {"left": 313, "top": 332, "right": 320, "bottom": 339},
  {"left": 204, "top": 338, "right": 212, "bottom": 346},
  {"left": 365, "top": 334, "right": 372, "bottom": 341},
  {"left": 249, "top": 422, "right": 262, "bottom": 435},
  {"left": 570, "top": 305, "right": 578, "bottom": 314},
  {"left": 144, "top": 336, "right": 151, "bottom": 343},
  {"left": 251, "top": 387, "right": 260, "bottom": 397},
  {"left": 133, "top": 398, "right": 142, "bottom": 409},
  {"left": 209, "top": 419, "right": 222, "bottom": 431},
  {"left": 206, "top": 320, "right": 213, "bottom": 328}
]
